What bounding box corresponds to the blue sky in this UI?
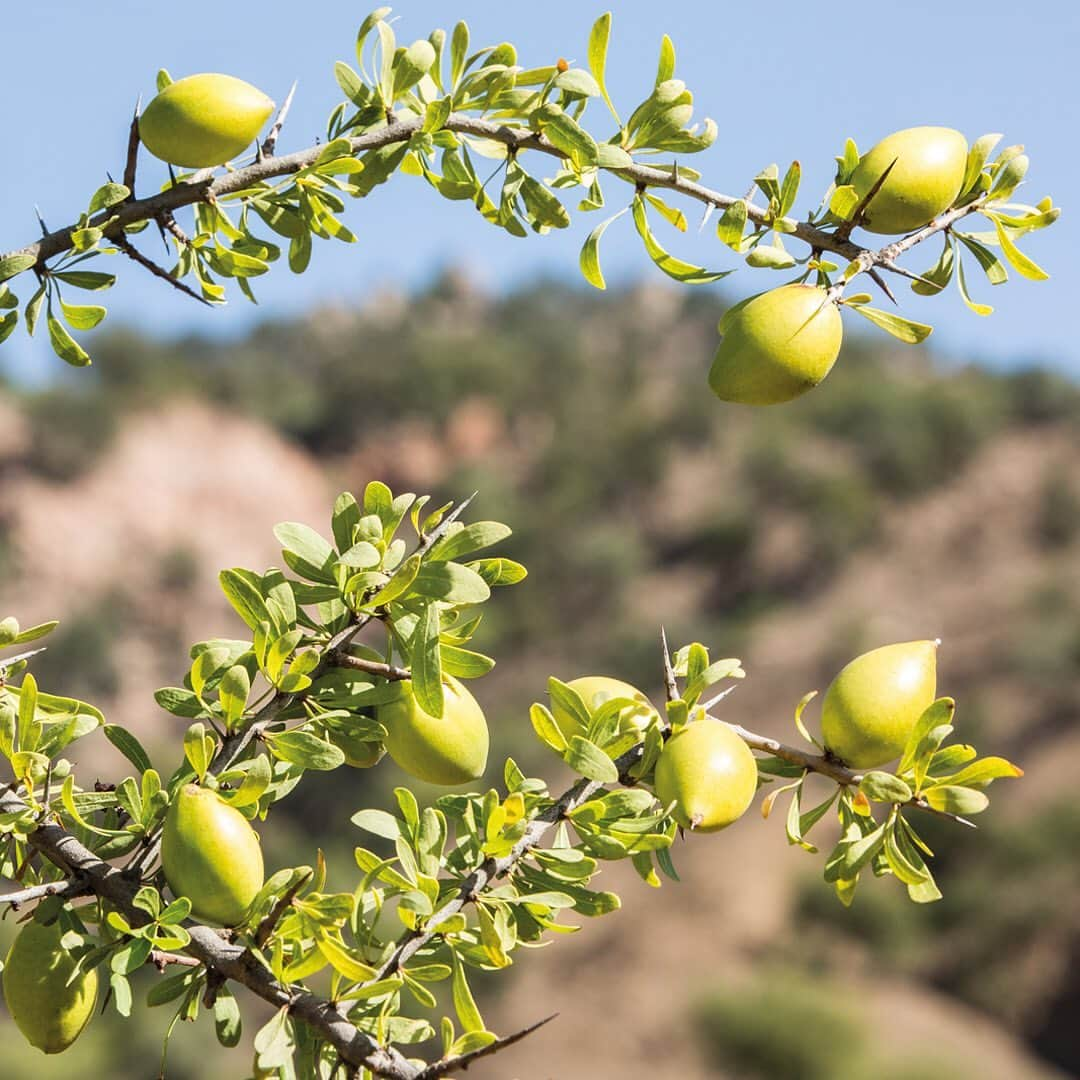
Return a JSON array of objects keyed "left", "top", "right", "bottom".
[{"left": 1, "top": 0, "right": 1076, "bottom": 381}]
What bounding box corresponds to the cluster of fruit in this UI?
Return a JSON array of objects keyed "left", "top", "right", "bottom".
[
  {"left": 134, "top": 76, "right": 972, "bottom": 411},
  {"left": 1, "top": 638, "right": 935, "bottom": 1054},
  {"left": 711, "top": 128, "right": 970, "bottom": 405}
]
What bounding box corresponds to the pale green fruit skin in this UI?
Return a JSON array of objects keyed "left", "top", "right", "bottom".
[
  {"left": 551, "top": 676, "right": 659, "bottom": 743},
  {"left": 140, "top": 74, "right": 274, "bottom": 168},
  {"left": 850, "top": 127, "right": 968, "bottom": 235},
  {"left": 328, "top": 729, "right": 385, "bottom": 769},
  {"left": 378, "top": 677, "right": 488, "bottom": 785},
  {"left": 161, "top": 784, "right": 264, "bottom": 926},
  {"left": 709, "top": 285, "right": 843, "bottom": 405},
  {"left": 821, "top": 640, "right": 938, "bottom": 769},
  {"left": 654, "top": 718, "right": 758, "bottom": 832},
  {"left": 3, "top": 918, "right": 98, "bottom": 1054}
]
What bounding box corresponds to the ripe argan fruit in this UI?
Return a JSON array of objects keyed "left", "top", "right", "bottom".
[
  {"left": 654, "top": 718, "right": 758, "bottom": 832},
  {"left": 551, "top": 675, "right": 659, "bottom": 743},
  {"left": 378, "top": 677, "right": 488, "bottom": 785},
  {"left": 3, "top": 917, "right": 98, "bottom": 1054},
  {"left": 139, "top": 74, "right": 274, "bottom": 168},
  {"left": 709, "top": 284, "right": 843, "bottom": 405},
  {"left": 161, "top": 783, "right": 264, "bottom": 926},
  {"left": 820, "top": 640, "right": 938, "bottom": 769},
  {"left": 850, "top": 127, "right": 968, "bottom": 235}
]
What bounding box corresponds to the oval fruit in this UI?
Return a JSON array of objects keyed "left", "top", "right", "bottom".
[
  {"left": 850, "top": 127, "right": 968, "bottom": 235},
  {"left": 820, "top": 640, "right": 938, "bottom": 769},
  {"left": 139, "top": 74, "right": 274, "bottom": 168},
  {"left": 551, "top": 676, "right": 659, "bottom": 743},
  {"left": 378, "top": 677, "right": 488, "bottom": 785},
  {"left": 3, "top": 916, "right": 98, "bottom": 1053},
  {"left": 161, "top": 783, "right": 264, "bottom": 926},
  {"left": 709, "top": 284, "right": 843, "bottom": 405},
  {"left": 654, "top": 718, "right": 758, "bottom": 832}
]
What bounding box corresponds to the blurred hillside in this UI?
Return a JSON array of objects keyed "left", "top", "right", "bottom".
[{"left": 0, "top": 276, "right": 1077, "bottom": 1079}]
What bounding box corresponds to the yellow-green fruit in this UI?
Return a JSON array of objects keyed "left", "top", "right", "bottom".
[
  {"left": 378, "top": 677, "right": 488, "bottom": 785},
  {"left": 820, "top": 640, "right": 938, "bottom": 769},
  {"left": 551, "top": 676, "right": 659, "bottom": 742},
  {"left": 328, "top": 729, "right": 385, "bottom": 769},
  {"left": 161, "top": 784, "right": 264, "bottom": 926},
  {"left": 3, "top": 917, "right": 98, "bottom": 1054},
  {"left": 709, "top": 285, "right": 843, "bottom": 405},
  {"left": 850, "top": 127, "right": 968, "bottom": 235},
  {"left": 139, "top": 74, "right": 274, "bottom": 168},
  {"left": 654, "top": 718, "right": 758, "bottom": 832}
]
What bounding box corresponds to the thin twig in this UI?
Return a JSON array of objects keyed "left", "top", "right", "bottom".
[
  {"left": 149, "top": 949, "right": 202, "bottom": 970},
  {"left": 417, "top": 1014, "right": 559, "bottom": 1079},
  {"left": 0, "top": 876, "right": 87, "bottom": 910},
  {"left": 112, "top": 234, "right": 214, "bottom": 306},
  {"left": 254, "top": 868, "right": 313, "bottom": 948},
  {"left": 332, "top": 654, "right": 410, "bottom": 681},
  {"left": 262, "top": 81, "right": 298, "bottom": 158}
]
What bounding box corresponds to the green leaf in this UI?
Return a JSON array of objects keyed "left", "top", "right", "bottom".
[
  {"left": 104, "top": 725, "right": 153, "bottom": 774},
  {"left": 555, "top": 69, "right": 601, "bottom": 98},
  {"left": 213, "top": 987, "right": 242, "bottom": 1048},
  {"left": 268, "top": 730, "right": 344, "bottom": 771},
  {"left": 847, "top": 303, "right": 932, "bottom": 344},
  {"left": 334, "top": 62, "right": 368, "bottom": 107},
  {"left": 962, "top": 133, "right": 1002, "bottom": 194},
  {"left": 745, "top": 243, "right": 795, "bottom": 270},
  {"left": 989, "top": 153, "right": 1028, "bottom": 201},
  {"left": 450, "top": 21, "right": 470, "bottom": 87},
  {"left": 219, "top": 570, "right": 271, "bottom": 631},
  {"left": 587, "top": 12, "right": 620, "bottom": 124},
  {"left": 992, "top": 216, "right": 1048, "bottom": 281},
  {"left": 779, "top": 161, "right": 801, "bottom": 217},
  {"left": 451, "top": 952, "right": 484, "bottom": 1033},
  {"left": 53, "top": 270, "right": 116, "bottom": 291},
  {"left": 218, "top": 665, "right": 251, "bottom": 727},
  {"left": 899, "top": 697, "right": 955, "bottom": 777},
  {"left": 631, "top": 197, "right": 728, "bottom": 284},
  {"left": 910, "top": 236, "right": 956, "bottom": 296},
  {"left": 859, "top": 772, "right": 913, "bottom": 803},
  {"left": 655, "top": 34, "right": 675, "bottom": 84},
  {"left": 715, "top": 200, "right": 748, "bottom": 250},
  {"left": 956, "top": 233, "right": 1007, "bottom": 285},
  {"left": 47, "top": 316, "right": 91, "bottom": 366},
  {"left": 440, "top": 644, "right": 495, "bottom": 679},
  {"left": 87, "top": 183, "right": 130, "bottom": 214},
  {"left": 0, "top": 311, "right": 18, "bottom": 345},
  {"left": 933, "top": 756, "right": 1022, "bottom": 789},
  {"left": 565, "top": 735, "right": 619, "bottom": 783},
  {"left": 410, "top": 604, "right": 443, "bottom": 718},
  {"left": 829, "top": 185, "right": 860, "bottom": 221},
  {"left": 412, "top": 562, "right": 490, "bottom": 604},
  {"left": 423, "top": 96, "right": 453, "bottom": 134},
  {"left": 956, "top": 255, "right": 993, "bottom": 317},
  {"left": 922, "top": 785, "right": 990, "bottom": 815},
  {"left": 529, "top": 702, "right": 568, "bottom": 753},
  {"left": 274, "top": 522, "right": 337, "bottom": 582},
  {"left": 58, "top": 299, "right": 105, "bottom": 330},
  {"left": 430, "top": 522, "right": 511, "bottom": 562},
  {"left": 579, "top": 208, "right": 626, "bottom": 290},
  {"left": 0, "top": 253, "right": 36, "bottom": 283},
  {"left": 183, "top": 723, "right": 215, "bottom": 781},
  {"left": 532, "top": 104, "right": 598, "bottom": 166}
]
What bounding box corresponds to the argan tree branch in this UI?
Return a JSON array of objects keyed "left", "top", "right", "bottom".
[
  {"left": 0, "top": 785, "right": 423, "bottom": 1080},
  {"left": 0, "top": 114, "right": 985, "bottom": 294}
]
